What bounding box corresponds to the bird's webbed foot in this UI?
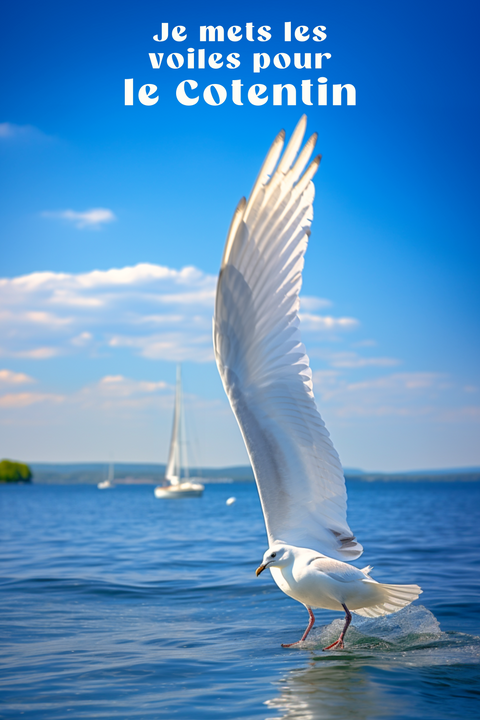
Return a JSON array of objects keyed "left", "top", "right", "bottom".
[
  {"left": 281, "top": 607, "right": 316, "bottom": 648},
  {"left": 322, "top": 638, "right": 344, "bottom": 651},
  {"left": 322, "top": 603, "right": 351, "bottom": 651}
]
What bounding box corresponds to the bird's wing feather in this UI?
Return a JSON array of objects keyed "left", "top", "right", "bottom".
[
  {"left": 214, "top": 116, "right": 363, "bottom": 561},
  {"left": 309, "top": 557, "right": 367, "bottom": 582}
]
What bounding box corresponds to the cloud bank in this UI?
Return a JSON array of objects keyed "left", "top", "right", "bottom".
[
  {"left": 313, "top": 369, "right": 479, "bottom": 422},
  {"left": 0, "top": 263, "right": 355, "bottom": 363},
  {"left": 3, "top": 262, "right": 477, "bottom": 467}
]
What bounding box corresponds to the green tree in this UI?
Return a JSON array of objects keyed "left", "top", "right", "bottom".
[{"left": 0, "top": 459, "right": 32, "bottom": 483}]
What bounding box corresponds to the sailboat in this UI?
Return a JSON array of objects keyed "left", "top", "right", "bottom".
[
  {"left": 154, "top": 366, "right": 204, "bottom": 498},
  {"left": 98, "top": 462, "right": 115, "bottom": 489}
]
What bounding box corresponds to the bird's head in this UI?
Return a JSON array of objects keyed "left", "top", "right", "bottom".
[{"left": 256, "top": 544, "right": 291, "bottom": 576}]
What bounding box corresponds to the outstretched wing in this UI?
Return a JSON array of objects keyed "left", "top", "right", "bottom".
[{"left": 214, "top": 116, "right": 363, "bottom": 562}]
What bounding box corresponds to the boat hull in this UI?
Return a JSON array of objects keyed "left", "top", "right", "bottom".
[{"left": 154, "top": 481, "right": 204, "bottom": 498}]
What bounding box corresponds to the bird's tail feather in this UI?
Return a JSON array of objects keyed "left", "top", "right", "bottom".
[{"left": 353, "top": 582, "right": 422, "bottom": 618}]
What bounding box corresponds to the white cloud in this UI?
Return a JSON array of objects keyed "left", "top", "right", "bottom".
[
  {"left": 0, "top": 122, "right": 52, "bottom": 142},
  {"left": 0, "top": 373, "right": 169, "bottom": 415},
  {"left": 5, "top": 347, "right": 61, "bottom": 360},
  {"left": 311, "top": 369, "right": 342, "bottom": 393},
  {"left": 71, "top": 332, "right": 93, "bottom": 347},
  {"left": 315, "top": 370, "right": 446, "bottom": 401},
  {"left": 348, "top": 373, "right": 449, "bottom": 393},
  {"left": 300, "top": 296, "right": 332, "bottom": 311},
  {"left": 25, "top": 311, "right": 72, "bottom": 326},
  {"left": 42, "top": 208, "right": 116, "bottom": 229},
  {"left": 299, "top": 313, "right": 359, "bottom": 332},
  {"left": 95, "top": 375, "right": 169, "bottom": 397},
  {"left": 109, "top": 331, "right": 214, "bottom": 362},
  {"left": 312, "top": 370, "right": 467, "bottom": 420},
  {"left": 0, "top": 392, "right": 64, "bottom": 408},
  {"left": 0, "top": 263, "right": 217, "bottom": 362},
  {"left": 153, "top": 291, "right": 216, "bottom": 307},
  {"left": 0, "top": 369, "right": 35, "bottom": 385},
  {"left": 335, "top": 404, "right": 434, "bottom": 418},
  {"left": 0, "top": 122, "right": 20, "bottom": 138},
  {"left": 77, "top": 375, "right": 172, "bottom": 410},
  {"left": 322, "top": 351, "right": 401, "bottom": 369}
]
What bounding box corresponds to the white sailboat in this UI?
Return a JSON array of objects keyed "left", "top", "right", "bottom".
[
  {"left": 98, "top": 462, "right": 115, "bottom": 489},
  {"left": 154, "top": 366, "right": 204, "bottom": 498}
]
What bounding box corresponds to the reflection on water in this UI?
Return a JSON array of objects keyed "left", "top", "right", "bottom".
[
  {"left": 266, "top": 606, "right": 480, "bottom": 720},
  {"left": 267, "top": 661, "right": 399, "bottom": 720}
]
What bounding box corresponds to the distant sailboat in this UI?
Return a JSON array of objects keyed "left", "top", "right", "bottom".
[
  {"left": 154, "top": 366, "right": 204, "bottom": 498},
  {"left": 98, "top": 462, "right": 115, "bottom": 489}
]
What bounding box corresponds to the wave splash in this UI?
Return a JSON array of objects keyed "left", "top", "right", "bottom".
[{"left": 306, "top": 605, "right": 480, "bottom": 666}]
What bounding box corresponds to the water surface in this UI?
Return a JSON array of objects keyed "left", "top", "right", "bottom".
[{"left": 1, "top": 481, "right": 479, "bottom": 718}]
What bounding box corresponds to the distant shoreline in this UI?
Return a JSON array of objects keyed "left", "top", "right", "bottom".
[{"left": 23, "top": 463, "right": 480, "bottom": 485}]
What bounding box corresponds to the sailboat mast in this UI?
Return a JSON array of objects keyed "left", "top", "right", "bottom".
[
  {"left": 180, "top": 384, "right": 190, "bottom": 480},
  {"left": 165, "top": 364, "right": 182, "bottom": 484}
]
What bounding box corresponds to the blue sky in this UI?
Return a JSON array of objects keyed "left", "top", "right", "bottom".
[{"left": 0, "top": 0, "right": 479, "bottom": 471}]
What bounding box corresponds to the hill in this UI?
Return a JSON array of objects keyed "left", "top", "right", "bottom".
[{"left": 29, "top": 463, "right": 480, "bottom": 485}]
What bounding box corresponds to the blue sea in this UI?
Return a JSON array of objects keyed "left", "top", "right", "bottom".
[{"left": 1, "top": 481, "right": 479, "bottom": 719}]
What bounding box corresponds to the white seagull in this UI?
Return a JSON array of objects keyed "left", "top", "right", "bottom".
[{"left": 213, "top": 116, "right": 422, "bottom": 650}]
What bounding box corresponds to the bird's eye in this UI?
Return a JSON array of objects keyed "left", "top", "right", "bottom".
[{"left": 271, "top": 552, "right": 276, "bottom": 558}]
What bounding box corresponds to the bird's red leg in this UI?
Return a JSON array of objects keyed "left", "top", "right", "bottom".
[
  {"left": 282, "top": 607, "right": 315, "bottom": 648},
  {"left": 323, "top": 604, "right": 352, "bottom": 651}
]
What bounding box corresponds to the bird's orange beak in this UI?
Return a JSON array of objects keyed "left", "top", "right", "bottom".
[{"left": 256, "top": 564, "right": 266, "bottom": 576}]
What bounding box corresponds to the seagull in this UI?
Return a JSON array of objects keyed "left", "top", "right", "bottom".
[{"left": 213, "top": 116, "right": 422, "bottom": 650}]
